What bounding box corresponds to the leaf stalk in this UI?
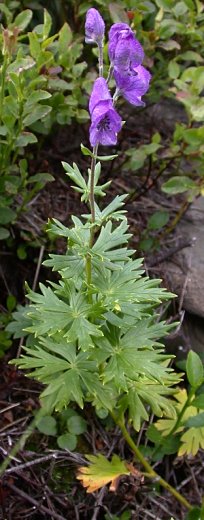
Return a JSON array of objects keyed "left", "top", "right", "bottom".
[{"left": 111, "top": 411, "right": 192, "bottom": 512}]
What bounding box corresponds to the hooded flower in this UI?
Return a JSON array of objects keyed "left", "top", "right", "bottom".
[
  {"left": 114, "top": 65, "right": 151, "bottom": 106},
  {"left": 89, "top": 78, "right": 122, "bottom": 147},
  {"left": 85, "top": 8, "right": 105, "bottom": 45},
  {"left": 108, "top": 22, "right": 144, "bottom": 73}
]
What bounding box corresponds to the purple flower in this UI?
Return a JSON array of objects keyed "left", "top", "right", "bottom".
[
  {"left": 85, "top": 8, "right": 105, "bottom": 45},
  {"left": 108, "top": 22, "right": 144, "bottom": 73},
  {"left": 89, "top": 78, "right": 122, "bottom": 146},
  {"left": 114, "top": 65, "right": 151, "bottom": 106},
  {"left": 89, "top": 77, "right": 112, "bottom": 114}
]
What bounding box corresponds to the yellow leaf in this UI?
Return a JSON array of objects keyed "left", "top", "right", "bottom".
[
  {"left": 76, "top": 454, "right": 130, "bottom": 493},
  {"left": 178, "top": 427, "right": 204, "bottom": 457},
  {"left": 155, "top": 388, "right": 197, "bottom": 436}
]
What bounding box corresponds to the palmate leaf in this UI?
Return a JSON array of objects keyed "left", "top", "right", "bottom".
[
  {"left": 178, "top": 427, "right": 204, "bottom": 456},
  {"left": 44, "top": 252, "right": 85, "bottom": 279},
  {"left": 126, "top": 381, "right": 177, "bottom": 431},
  {"left": 45, "top": 217, "right": 133, "bottom": 277},
  {"left": 63, "top": 161, "right": 111, "bottom": 202},
  {"left": 77, "top": 454, "right": 130, "bottom": 493},
  {"left": 82, "top": 194, "right": 127, "bottom": 224},
  {"left": 13, "top": 337, "right": 115, "bottom": 412},
  {"left": 155, "top": 389, "right": 204, "bottom": 456},
  {"left": 95, "top": 323, "right": 179, "bottom": 409},
  {"left": 93, "top": 259, "right": 173, "bottom": 320},
  {"left": 25, "top": 283, "right": 103, "bottom": 349}
]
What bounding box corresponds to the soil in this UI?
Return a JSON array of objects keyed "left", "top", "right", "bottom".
[{"left": 0, "top": 104, "right": 204, "bottom": 519}]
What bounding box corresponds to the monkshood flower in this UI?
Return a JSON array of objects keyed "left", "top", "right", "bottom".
[
  {"left": 89, "top": 78, "right": 122, "bottom": 146},
  {"left": 85, "top": 8, "right": 105, "bottom": 45},
  {"left": 114, "top": 65, "right": 151, "bottom": 106},
  {"left": 108, "top": 22, "right": 144, "bottom": 74}
]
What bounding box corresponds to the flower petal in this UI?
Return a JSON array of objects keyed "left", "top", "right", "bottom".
[
  {"left": 85, "top": 8, "right": 105, "bottom": 44},
  {"left": 108, "top": 23, "right": 144, "bottom": 71},
  {"left": 89, "top": 107, "right": 122, "bottom": 147},
  {"left": 114, "top": 65, "right": 151, "bottom": 106},
  {"left": 89, "top": 78, "right": 112, "bottom": 115}
]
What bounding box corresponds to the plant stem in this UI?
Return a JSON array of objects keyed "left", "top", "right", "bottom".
[
  {"left": 0, "top": 55, "right": 8, "bottom": 124},
  {"left": 98, "top": 44, "right": 103, "bottom": 77},
  {"left": 167, "top": 387, "right": 195, "bottom": 437},
  {"left": 111, "top": 411, "right": 192, "bottom": 511},
  {"left": 89, "top": 145, "right": 98, "bottom": 228},
  {"left": 106, "top": 64, "right": 113, "bottom": 83},
  {"left": 159, "top": 199, "right": 190, "bottom": 239},
  {"left": 86, "top": 145, "right": 98, "bottom": 300}
]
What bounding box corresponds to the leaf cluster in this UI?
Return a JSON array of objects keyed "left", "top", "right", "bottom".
[{"left": 9, "top": 159, "right": 181, "bottom": 430}]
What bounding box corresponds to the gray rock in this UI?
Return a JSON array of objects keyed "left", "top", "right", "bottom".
[{"left": 161, "top": 197, "right": 204, "bottom": 318}]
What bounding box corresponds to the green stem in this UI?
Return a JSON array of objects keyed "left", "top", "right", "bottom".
[
  {"left": 98, "top": 44, "right": 103, "bottom": 77},
  {"left": 86, "top": 145, "right": 98, "bottom": 301},
  {"left": 0, "top": 55, "right": 8, "bottom": 124},
  {"left": 111, "top": 411, "right": 192, "bottom": 511},
  {"left": 106, "top": 64, "right": 113, "bottom": 83},
  {"left": 168, "top": 388, "right": 195, "bottom": 437}
]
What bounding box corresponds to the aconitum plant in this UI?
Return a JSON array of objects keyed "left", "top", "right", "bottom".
[{"left": 7, "top": 9, "right": 203, "bottom": 514}]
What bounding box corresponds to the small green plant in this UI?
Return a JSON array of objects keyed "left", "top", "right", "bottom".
[
  {"left": 0, "top": 7, "right": 89, "bottom": 237},
  {"left": 3, "top": 6, "right": 204, "bottom": 517},
  {"left": 36, "top": 408, "right": 87, "bottom": 451}
]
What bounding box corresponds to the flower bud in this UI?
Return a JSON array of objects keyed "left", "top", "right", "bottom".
[{"left": 85, "top": 8, "right": 105, "bottom": 45}]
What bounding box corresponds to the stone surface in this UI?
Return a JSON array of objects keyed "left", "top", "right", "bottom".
[{"left": 160, "top": 197, "right": 204, "bottom": 318}]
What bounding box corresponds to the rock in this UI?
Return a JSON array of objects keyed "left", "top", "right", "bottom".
[
  {"left": 160, "top": 197, "right": 204, "bottom": 319},
  {"left": 165, "top": 312, "right": 204, "bottom": 359}
]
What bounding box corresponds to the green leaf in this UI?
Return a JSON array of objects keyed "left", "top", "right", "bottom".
[
  {"left": 57, "top": 433, "right": 77, "bottom": 451},
  {"left": 8, "top": 57, "right": 35, "bottom": 74},
  {"left": 24, "top": 91, "right": 52, "bottom": 111},
  {"left": 47, "top": 78, "right": 73, "bottom": 91},
  {"left": 37, "top": 415, "right": 57, "bottom": 436},
  {"left": 179, "top": 51, "right": 204, "bottom": 63},
  {"left": 17, "top": 245, "right": 27, "bottom": 260},
  {"left": 59, "top": 22, "right": 73, "bottom": 51},
  {"left": 109, "top": 2, "right": 129, "bottom": 23},
  {"left": 81, "top": 144, "right": 117, "bottom": 161},
  {"left": 186, "top": 351, "right": 204, "bottom": 388},
  {"left": 27, "top": 173, "right": 54, "bottom": 185},
  {"left": 172, "top": 1, "right": 188, "bottom": 17},
  {"left": 158, "top": 39, "right": 181, "bottom": 51},
  {"left": 125, "top": 148, "right": 146, "bottom": 171},
  {"left": 25, "top": 283, "right": 103, "bottom": 349},
  {"left": 168, "top": 60, "right": 180, "bottom": 79},
  {"left": 12, "top": 9, "right": 32, "bottom": 31},
  {"left": 43, "top": 9, "right": 52, "bottom": 40},
  {"left": 185, "top": 508, "right": 202, "bottom": 520},
  {"left": 62, "top": 161, "right": 87, "bottom": 191},
  {"left": 0, "top": 207, "right": 16, "bottom": 225},
  {"left": 6, "top": 295, "right": 16, "bottom": 312},
  {"left": 191, "top": 394, "right": 204, "bottom": 409},
  {"left": 148, "top": 211, "right": 169, "bottom": 230},
  {"left": 29, "top": 32, "right": 41, "bottom": 59},
  {"left": 67, "top": 415, "right": 87, "bottom": 435},
  {"left": 161, "top": 176, "right": 196, "bottom": 194},
  {"left": 185, "top": 413, "right": 204, "bottom": 428},
  {"left": 23, "top": 105, "right": 52, "bottom": 126},
  {"left": 146, "top": 424, "right": 163, "bottom": 443},
  {"left": 15, "top": 132, "right": 38, "bottom": 148}
]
